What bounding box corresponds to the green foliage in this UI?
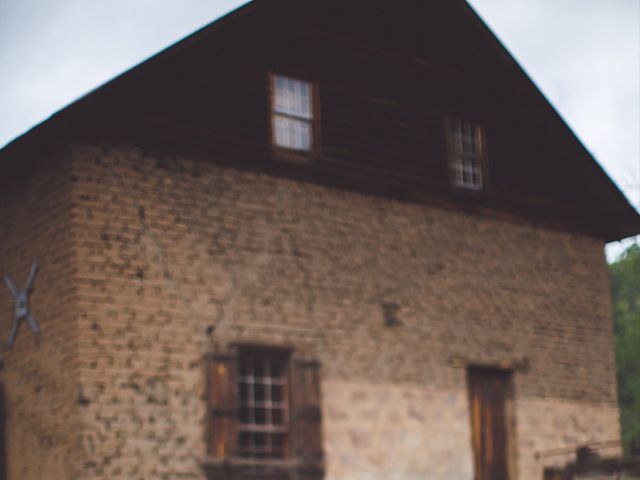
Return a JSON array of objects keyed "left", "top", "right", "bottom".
[{"left": 609, "top": 243, "right": 640, "bottom": 451}]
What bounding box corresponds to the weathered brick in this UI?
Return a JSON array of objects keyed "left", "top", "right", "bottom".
[{"left": 0, "top": 142, "right": 621, "bottom": 479}]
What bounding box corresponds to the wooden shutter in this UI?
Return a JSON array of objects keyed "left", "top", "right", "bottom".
[
  {"left": 207, "top": 354, "right": 238, "bottom": 459},
  {"left": 291, "top": 359, "right": 324, "bottom": 464}
]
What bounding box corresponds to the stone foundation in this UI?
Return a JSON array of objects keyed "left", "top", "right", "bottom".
[{"left": 323, "top": 382, "right": 620, "bottom": 480}]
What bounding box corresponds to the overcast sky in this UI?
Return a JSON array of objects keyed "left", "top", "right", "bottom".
[{"left": 1, "top": 0, "right": 638, "bottom": 254}]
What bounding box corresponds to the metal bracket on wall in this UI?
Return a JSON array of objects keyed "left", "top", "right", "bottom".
[
  {"left": 4, "top": 261, "right": 40, "bottom": 348},
  {"left": 382, "top": 303, "right": 402, "bottom": 327}
]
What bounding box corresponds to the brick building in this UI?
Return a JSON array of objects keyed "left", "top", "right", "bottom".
[{"left": 1, "top": 1, "right": 639, "bottom": 479}]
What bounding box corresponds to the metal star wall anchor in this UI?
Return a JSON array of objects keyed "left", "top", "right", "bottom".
[{"left": 4, "top": 261, "right": 40, "bottom": 348}]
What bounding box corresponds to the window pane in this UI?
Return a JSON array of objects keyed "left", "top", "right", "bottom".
[
  {"left": 472, "top": 169, "right": 482, "bottom": 188},
  {"left": 237, "top": 349, "right": 289, "bottom": 459},
  {"left": 272, "top": 385, "right": 283, "bottom": 402},
  {"left": 272, "top": 409, "right": 285, "bottom": 425},
  {"left": 256, "top": 408, "right": 267, "bottom": 425},
  {"left": 253, "top": 358, "right": 264, "bottom": 377},
  {"left": 240, "top": 407, "right": 251, "bottom": 423},
  {"left": 449, "top": 119, "right": 484, "bottom": 190},
  {"left": 274, "top": 115, "right": 312, "bottom": 151},
  {"left": 239, "top": 382, "right": 249, "bottom": 401},
  {"left": 255, "top": 383, "right": 266, "bottom": 402},
  {"left": 274, "top": 75, "right": 312, "bottom": 119}
]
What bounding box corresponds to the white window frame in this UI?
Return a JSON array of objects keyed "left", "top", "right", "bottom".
[
  {"left": 447, "top": 118, "right": 486, "bottom": 191},
  {"left": 270, "top": 74, "right": 316, "bottom": 154}
]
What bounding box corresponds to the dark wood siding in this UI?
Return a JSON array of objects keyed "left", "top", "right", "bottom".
[{"left": 69, "top": 0, "right": 628, "bottom": 239}]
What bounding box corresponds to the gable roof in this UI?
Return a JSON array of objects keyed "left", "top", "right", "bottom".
[{"left": 2, "top": 0, "right": 638, "bottom": 241}]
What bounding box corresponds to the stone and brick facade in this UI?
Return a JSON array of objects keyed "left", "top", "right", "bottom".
[
  {"left": 0, "top": 152, "right": 82, "bottom": 479},
  {"left": 1, "top": 1, "right": 637, "bottom": 479},
  {"left": 0, "top": 143, "right": 623, "bottom": 479}
]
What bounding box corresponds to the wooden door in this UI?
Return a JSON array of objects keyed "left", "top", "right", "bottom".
[{"left": 468, "top": 368, "right": 511, "bottom": 480}]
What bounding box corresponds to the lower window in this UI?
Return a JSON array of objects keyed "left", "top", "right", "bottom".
[
  {"left": 205, "top": 346, "right": 324, "bottom": 479},
  {"left": 238, "top": 349, "right": 290, "bottom": 459}
]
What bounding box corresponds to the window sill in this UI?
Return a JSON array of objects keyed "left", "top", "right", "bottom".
[
  {"left": 450, "top": 183, "right": 485, "bottom": 194},
  {"left": 271, "top": 146, "right": 318, "bottom": 164},
  {"left": 202, "top": 456, "right": 324, "bottom": 480}
]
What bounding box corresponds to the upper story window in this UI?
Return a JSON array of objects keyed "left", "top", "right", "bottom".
[
  {"left": 271, "top": 74, "right": 315, "bottom": 153},
  {"left": 447, "top": 118, "right": 486, "bottom": 191}
]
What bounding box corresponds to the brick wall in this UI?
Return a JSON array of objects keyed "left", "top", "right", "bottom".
[
  {"left": 1, "top": 142, "right": 622, "bottom": 479},
  {"left": 0, "top": 152, "right": 84, "bottom": 479}
]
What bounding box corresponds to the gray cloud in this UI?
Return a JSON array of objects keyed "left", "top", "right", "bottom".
[{"left": 0, "top": 0, "right": 249, "bottom": 144}]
